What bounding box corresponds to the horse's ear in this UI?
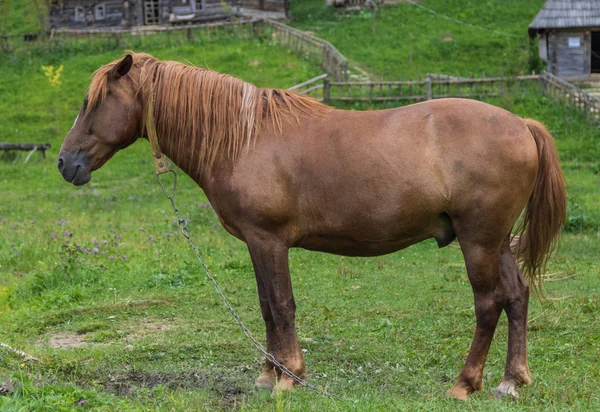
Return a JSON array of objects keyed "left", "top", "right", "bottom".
[{"left": 110, "top": 54, "right": 133, "bottom": 79}]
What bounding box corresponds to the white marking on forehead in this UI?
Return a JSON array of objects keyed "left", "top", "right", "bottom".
[{"left": 69, "top": 114, "right": 79, "bottom": 132}]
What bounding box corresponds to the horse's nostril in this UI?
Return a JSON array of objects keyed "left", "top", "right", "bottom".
[{"left": 57, "top": 158, "right": 64, "bottom": 172}]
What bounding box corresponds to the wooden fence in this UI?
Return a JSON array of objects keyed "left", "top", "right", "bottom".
[
  {"left": 260, "top": 19, "right": 349, "bottom": 81},
  {"left": 291, "top": 74, "right": 541, "bottom": 103},
  {"left": 290, "top": 71, "right": 600, "bottom": 128},
  {"left": 540, "top": 71, "right": 600, "bottom": 123},
  {"left": 287, "top": 73, "right": 328, "bottom": 101}
]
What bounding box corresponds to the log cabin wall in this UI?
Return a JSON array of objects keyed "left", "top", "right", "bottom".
[
  {"left": 50, "top": 0, "right": 235, "bottom": 28},
  {"left": 236, "top": 0, "right": 287, "bottom": 12},
  {"left": 545, "top": 29, "right": 597, "bottom": 77}
]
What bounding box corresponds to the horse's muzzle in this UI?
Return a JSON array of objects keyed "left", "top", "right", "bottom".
[{"left": 57, "top": 152, "right": 91, "bottom": 186}]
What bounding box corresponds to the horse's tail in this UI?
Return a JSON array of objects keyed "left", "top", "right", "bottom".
[{"left": 514, "top": 119, "right": 566, "bottom": 294}]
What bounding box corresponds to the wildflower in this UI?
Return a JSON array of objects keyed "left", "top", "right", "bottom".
[
  {"left": 92, "top": 238, "right": 98, "bottom": 244},
  {"left": 103, "top": 240, "right": 108, "bottom": 245},
  {"left": 77, "top": 400, "right": 87, "bottom": 407},
  {"left": 114, "top": 233, "right": 121, "bottom": 239},
  {"left": 50, "top": 233, "right": 56, "bottom": 240},
  {"left": 92, "top": 248, "right": 99, "bottom": 254},
  {"left": 115, "top": 241, "right": 120, "bottom": 246},
  {"left": 139, "top": 227, "right": 145, "bottom": 231},
  {"left": 165, "top": 233, "right": 172, "bottom": 237},
  {"left": 149, "top": 235, "right": 155, "bottom": 242},
  {"left": 79, "top": 246, "right": 85, "bottom": 251},
  {"left": 41, "top": 64, "right": 63, "bottom": 88},
  {"left": 122, "top": 256, "right": 127, "bottom": 260},
  {"left": 9, "top": 243, "right": 15, "bottom": 247},
  {"left": 109, "top": 255, "right": 115, "bottom": 260},
  {"left": 1, "top": 218, "right": 6, "bottom": 223},
  {"left": 64, "top": 231, "right": 73, "bottom": 237},
  {"left": 56, "top": 219, "right": 67, "bottom": 225},
  {"left": 110, "top": 228, "right": 114, "bottom": 232},
  {"left": 86, "top": 248, "right": 91, "bottom": 252}
]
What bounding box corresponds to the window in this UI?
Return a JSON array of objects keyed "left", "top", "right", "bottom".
[
  {"left": 74, "top": 6, "right": 85, "bottom": 22},
  {"left": 95, "top": 4, "right": 106, "bottom": 20},
  {"left": 568, "top": 37, "right": 581, "bottom": 48},
  {"left": 194, "top": 0, "right": 203, "bottom": 11}
]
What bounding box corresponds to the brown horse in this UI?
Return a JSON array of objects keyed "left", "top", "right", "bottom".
[{"left": 57, "top": 53, "right": 566, "bottom": 400}]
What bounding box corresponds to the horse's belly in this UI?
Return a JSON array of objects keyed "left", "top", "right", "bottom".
[
  {"left": 293, "top": 205, "right": 456, "bottom": 256},
  {"left": 295, "top": 233, "right": 430, "bottom": 257}
]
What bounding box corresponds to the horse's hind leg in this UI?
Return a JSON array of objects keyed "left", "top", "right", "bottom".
[
  {"left": 494, "top": 238, "right": 531, "bottom": 398},
  {"left": 447, "top": 239, "right": 505, "bottom": 400}
]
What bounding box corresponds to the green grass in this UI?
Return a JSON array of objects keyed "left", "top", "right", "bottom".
[
  {"left": 0, "top": 0, "right": 46, "bottom": 34},
  {"left": 1, "top": 3, "right": 600, "bottom": 410},
  {"left": 290, "top": 0, "right": 546, "bottom": 78}
]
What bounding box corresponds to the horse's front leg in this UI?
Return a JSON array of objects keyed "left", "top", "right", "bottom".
[
  {"left": 250, "top": 254, "right": 279, "bottom": 391},
  {"left": 247, "top": 237, "right": 305, "bottom": 392}
]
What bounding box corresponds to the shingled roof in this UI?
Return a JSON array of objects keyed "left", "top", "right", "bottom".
[{"left": 529, "top": 0, "right": 600, "bottom": 33}]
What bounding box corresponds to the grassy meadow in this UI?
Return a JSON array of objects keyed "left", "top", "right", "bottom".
[
  {"left": 1, "top": 1, "right": 600, "bottom": 411},
  {"left": 291, "top": 0, "right": 546, "bottom": 78}
]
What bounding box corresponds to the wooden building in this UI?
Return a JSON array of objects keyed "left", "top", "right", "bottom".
[
  {"left": 49, "top": 0, "right": 288, "bottom": 29},
  {"left": 529, "top": 0, "right": 600, "bottom": 77},
  {"left": 238, "top": 1, "right": 289, "bottom": 12}
]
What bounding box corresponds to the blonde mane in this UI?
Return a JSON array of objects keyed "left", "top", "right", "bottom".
[{"left": 86, "top": 52, "right": 330, "bottom": 175}]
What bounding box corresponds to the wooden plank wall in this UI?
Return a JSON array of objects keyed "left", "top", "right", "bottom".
[
  {"left": 238, "top": 0, "right": 286, "bottom": 12},
  {"left": 51, "top": 0, "right": 125, "bottom": 28},
  {"left": 550, "top": 30, "right": 589, "bottom": 77}
]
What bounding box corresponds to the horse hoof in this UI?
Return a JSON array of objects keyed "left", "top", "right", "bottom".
[
  {"left": 446, "top": 385, "right": 470, "bottom": 401},
  {"left": 273, "top": 375, "right": 296, "bottom": 393},
  {"left": 493, "top": 381, "right": 519, "bottom": 399},
  {"left": 254, "top": 370, "right": 276, "bottom": 392}
]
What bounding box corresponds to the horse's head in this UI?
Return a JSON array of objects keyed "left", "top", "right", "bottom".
[{"left": 58, "top": 55, "right": 142, "bottom": 186}]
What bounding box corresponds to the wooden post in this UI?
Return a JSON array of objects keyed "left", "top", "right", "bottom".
[
  {"left": 187, "top": 28, "right": 193, "bottom": 43},
  {"left": 426, "top": 75, "right": 432, "bottom": 100},
  {"left": 324, "top": 77, "right": 331, "bottom": 104}
]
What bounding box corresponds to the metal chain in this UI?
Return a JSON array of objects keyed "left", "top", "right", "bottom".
[{"left": 156, "top": 171, "right": 335, "bottom": 397}]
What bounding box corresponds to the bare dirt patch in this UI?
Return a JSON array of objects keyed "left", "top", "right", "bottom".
[
  {"left": 126, "top": 319, "right": 174, "bottom": 340},
  {"left": 43, "top": 333, "right": 88, "bottom": 349},
  {"left": 102, "top": 369, "right": 246, "bottom": 408}
]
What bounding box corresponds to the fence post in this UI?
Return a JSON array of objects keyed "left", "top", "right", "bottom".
[
  {"left": 426, "top": 75, "right": 432, "bottom": 100},
  {"left": 324, "top": 76, "right": 331, "bottom": 104},
  {"left": 341, "top": 60, "right": 348, "bottom": 82},
  {"left": 187, "top": 28, "right": 193, "bottom": 43}
]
